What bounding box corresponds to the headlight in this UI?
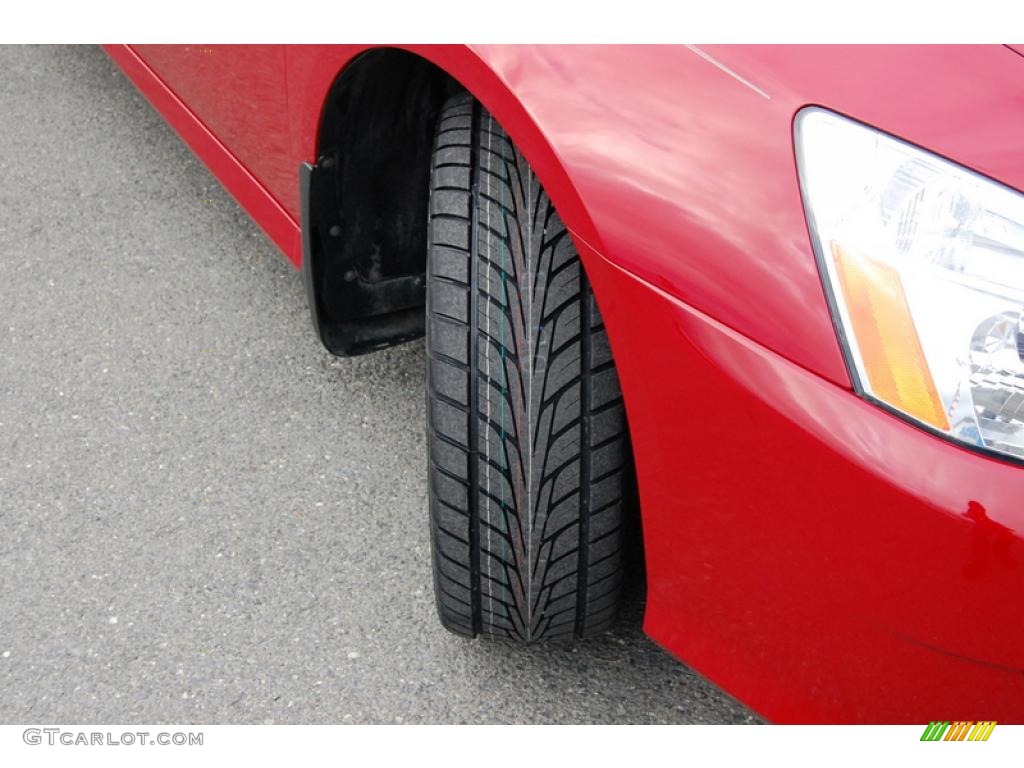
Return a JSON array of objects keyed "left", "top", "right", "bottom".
[{"left": 796, "top": 107, "right": 1024, "bottom": 462}]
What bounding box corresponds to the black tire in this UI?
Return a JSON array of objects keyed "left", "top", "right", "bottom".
[{"left": 425, "top": 92, "right": 634, "bottom": 642}]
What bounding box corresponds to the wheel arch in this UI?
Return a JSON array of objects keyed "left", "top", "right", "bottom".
[
  {"left": 300, "top": 43, "right": 647, "bottom": 622},
  {"left": 300, "top": 45, "right": 603, "bottom": 356}
]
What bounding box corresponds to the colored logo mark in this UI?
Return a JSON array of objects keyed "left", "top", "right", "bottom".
[{"left": 920, "top": 721, "right": 996, "bottom": 741}]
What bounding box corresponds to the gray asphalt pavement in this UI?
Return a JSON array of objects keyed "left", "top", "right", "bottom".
[{"left": 0, "top": 44, "right": 756, "bottom": 724}]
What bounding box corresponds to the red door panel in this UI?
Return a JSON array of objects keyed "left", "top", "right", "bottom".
[{"left": 132, "top": 44, "right": 297, "bottom": 217}]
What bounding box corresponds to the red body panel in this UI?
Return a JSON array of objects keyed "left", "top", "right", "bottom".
[
  {"left": 133, "top": 45, "right": 296, "bottom": 215},
  {"left": 582, "top": 241, "right": 1024, "bottom": 723},
  {"left": 105, "top": 44, "right": 301, "bottom": 262},
  {"left": 104, "top": 44, "right": 1024, "bottom": 723}
]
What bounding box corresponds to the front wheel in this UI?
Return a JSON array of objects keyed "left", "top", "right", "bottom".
[{"left": 425, "top": 92, "right": 636, "bottom": 642}]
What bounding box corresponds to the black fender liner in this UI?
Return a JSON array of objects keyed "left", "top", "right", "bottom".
[{"left": 300, "top": 158, "right": 426, "bottom": 357}]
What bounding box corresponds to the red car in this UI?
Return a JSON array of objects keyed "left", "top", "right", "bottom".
[{"left": 104, "top": 44, "right": 1024, "bottom": 724}]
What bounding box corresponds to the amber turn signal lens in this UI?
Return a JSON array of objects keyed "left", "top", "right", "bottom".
[{"left": 830, "top": 242, "right": 950, "bottom": 431}]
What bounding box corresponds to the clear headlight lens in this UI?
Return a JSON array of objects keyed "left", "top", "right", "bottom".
[{"left": 796, "top": 107, "right": 1024, "bottom": 461}]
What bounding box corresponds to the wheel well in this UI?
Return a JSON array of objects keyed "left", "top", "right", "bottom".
[
  {"left": 304, "top": 48, "right": 460, "bottom": 355},
  {"left": 303, "top": 48, "right": 648, "bottom": 619}
]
